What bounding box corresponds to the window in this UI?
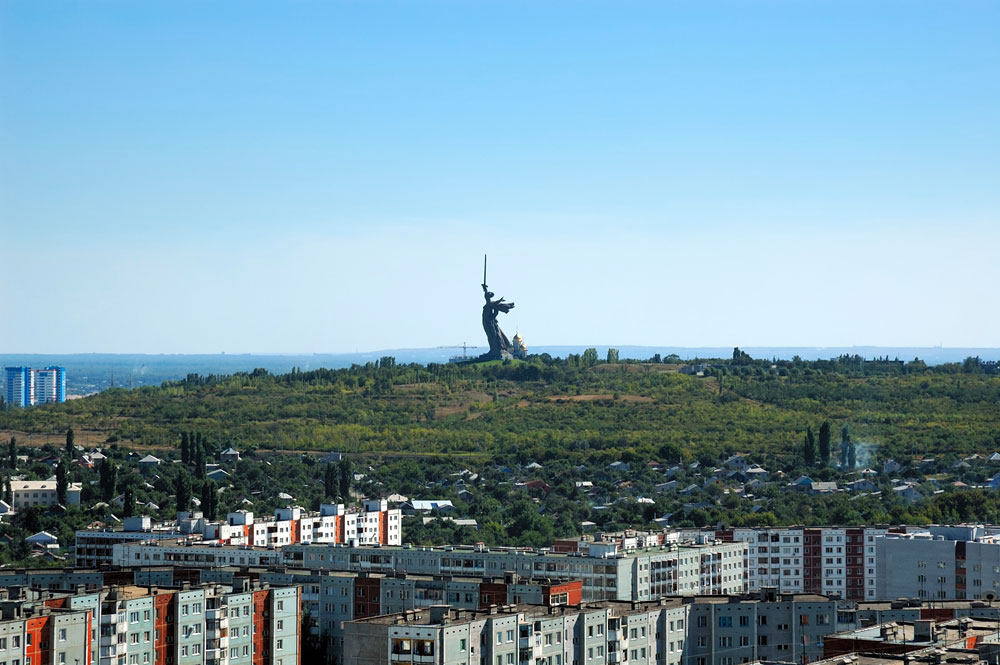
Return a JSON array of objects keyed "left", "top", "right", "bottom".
[
  {"left": 719, "top": 616, "right": 732, "bottom": 627},
  {"left": 459, "top": 639, "right": 466, "bottom": 652},
  {"left": 277, "top": 640, "right": 283, "bottom": 651},
  {"left": 58, "top": 629, "right": 66, "bottom": 642}
]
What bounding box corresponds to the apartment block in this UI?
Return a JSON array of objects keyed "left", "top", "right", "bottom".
[
  {"left": 4, "top": 367, "right": 33, "bottom": 407},
  {"left": 875, "top": 534, "right": 1000, "bottom": 601},
  {"left": 3, "top": 366, "right": 66, "bottom": 407},
  {"left": 342, "top": 592, "right": 860, "bottom": 665},
  {"left": 0, "top": 579, "right": 299, "bottom": 665},
  {"left": 77, "top": 501, "right": 401, "bottom": 566},
  {"left": 11, "top": 479, "right": 82, "bottom": 509},
  {"left": 716, "top": 526, "right": 894, "bottom": 599},
  {"left": 281, "top": 540, "right": 747, "bottom": 602}
]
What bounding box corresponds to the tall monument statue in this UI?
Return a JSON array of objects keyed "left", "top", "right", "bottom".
[{"left": 480, "top": 255, "right": 515, "bottom": 360}]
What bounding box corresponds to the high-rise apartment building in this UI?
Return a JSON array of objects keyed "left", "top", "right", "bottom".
[
  {"left": 4, "top": 365, "right": 66, "bottom": 406},
  {"left": 33, "top": 366, "right": 66, "bottom": 404},
  {"left": 4, "top": 366, "right": 33, "bottom": 407}
]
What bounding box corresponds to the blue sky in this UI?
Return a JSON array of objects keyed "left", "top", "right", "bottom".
[{"left": 2, "top": 1, "right": 998, "bottom": 353}]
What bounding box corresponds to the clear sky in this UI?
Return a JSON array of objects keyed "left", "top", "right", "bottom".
[{"left": 1, "top": 1, "right": 998, "bottom": 353}]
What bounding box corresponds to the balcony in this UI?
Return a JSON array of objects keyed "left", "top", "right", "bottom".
[{"left": 207, "top": 608, "right": 229, "bottom": 624}]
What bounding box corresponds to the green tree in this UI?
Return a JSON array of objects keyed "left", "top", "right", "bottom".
[
  {"left": 100, "top": 461, "right": 118, "bottom": 502},
  {"left": 201, "top": 480, "right": 218, "bottom": 520},
  {"left": 194, "top": 443, "right": 206, "bottom": 480},
  {"left": 840, "top": 425, "right": 851, "bottom": 468},
  {"left": 65, "top": 427, "right": 75, "bottom": 457},
  {"left": 175, "top": 473, "right": 191, "bottom": 512},
  {"left": 7, "top": 437, "right": 16, "bottom": 470},
  {"left": 606, "top": 348, "right": 619, "bottom": 364},
  {"left": 180, "top": 432, "right": 190, "bottom": 465},
  {"left": 56, "top": 462, "right": 68, "bottom": 505},
  {"left": 818, "top": 421, "right": 831, "bottom": 465},
  {"left": 582, "top": 348, "right": 598, "bottom": 367},
  {"left": 324, "top": 464, "right": 337, "bottom": 499},
  {"left": 803, "top": 427, "right": 816, "bottom": 467},
  {"left": 3, "top": 475, "right": 11, "bottom": 504},
  {"left": 123, "top": 485, "right": 135, "bottom": 518},
  {"left": 338, "top": 457, "right": 352, "bottom": 501}
]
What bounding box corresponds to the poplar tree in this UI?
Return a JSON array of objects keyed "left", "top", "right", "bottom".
[
  {"left": 818, "top": 421, "right": 831, "bottom": 465},
  {"left": 803, "top": 427, "right": 816, "bottom": 466},
  {"left": 56, "top": 462, "right": 68, "bottom": 504},
  {"left": 338, "top": 457, "right": 352, "bottom": 501},
  {"left": 175, "top": 473, "right": 191, "bottom": 512}
]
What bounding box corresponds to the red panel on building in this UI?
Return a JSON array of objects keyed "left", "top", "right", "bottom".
[
  {"left": 479, "top": 583, "right": 507, "bottom": 608},
  {"left": 542, "top": 581, "right": 583, "bottom": 606},
  {"left": 253, "top": 590, "right": 270, "bottom": 665},
  {"left": 26, "top": 616, "right": 50, "bottom": 665},
  {"left": 354, "top": 576, "right": 382, "bottom": 619},
  {"left": 551, "top": 540, "right": 580, "bottom": 554},
  {"left": 804, "top": 529, "right": 822, "bottom": 594},
  {"left": 920, "top": 608, "right": 955, "bottom": 622},
  {"left": 154, "top": 591, "right": 175, "bottom": 665}
]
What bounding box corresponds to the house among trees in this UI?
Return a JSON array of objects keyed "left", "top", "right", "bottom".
[
  {"left": 723, "top": 454, "right": 749, "bottom": 471},
  {"left": 138, "top": 455, "right": 162, "bottom": 470},
  {"left": 220, "top": 447, "right": 241, "bottom": 463},
  {"left": 883, "top": 459, "right": 903, "bottom": 474},
  {"left": 206, "top": 468, "right": 229, "bottom": 482},
  {"left": 404, "top": 500, "right": 455, "bottom": 514},
  {"left": 26, "top": 531, "right": 59, "bottom": 549}
]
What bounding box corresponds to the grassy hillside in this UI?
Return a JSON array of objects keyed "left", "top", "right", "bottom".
[
  {"left": 4, "top": 354, "right": 1000, "bottom": 550},
  {"left": 3, "top": 356, "right": 999, "bottom": 467}
]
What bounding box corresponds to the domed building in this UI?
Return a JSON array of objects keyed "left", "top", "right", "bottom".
[{"left": 511, "top": 332, "right": 528, "bottom": 359}]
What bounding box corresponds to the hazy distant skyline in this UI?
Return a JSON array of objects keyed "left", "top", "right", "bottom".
[{"left": 2, "top": 1, "right": 998, "bottom": 353}]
